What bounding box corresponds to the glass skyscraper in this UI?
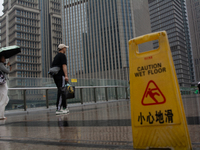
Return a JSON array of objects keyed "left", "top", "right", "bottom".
[
  {"left": 186, "top": 0, "right": 200, "bottom": 82},
  {"left": 61, "top": 0, "right": 152, "bottom": 80},
  {"left": 148, "top": 0, "right": 194, "bottom": 87},
  {"left": 39, "top": 0, "right": 62, "bottom": 77}
]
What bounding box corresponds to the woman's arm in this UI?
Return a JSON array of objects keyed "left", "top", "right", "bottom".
[{"left": 0, "top": 63, "right": 10, "bottom": 74}]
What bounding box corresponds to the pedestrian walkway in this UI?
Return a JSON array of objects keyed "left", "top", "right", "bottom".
[{"left": 0, "top": 98, "right": 200, "bottom": 150}]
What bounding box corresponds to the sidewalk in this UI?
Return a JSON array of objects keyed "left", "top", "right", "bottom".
[
  {"left": 1, "top": 98, "right": 200, "bottom": 150},
  {"left": 0, "top": 99, "right": 133, "bottom": 150}
]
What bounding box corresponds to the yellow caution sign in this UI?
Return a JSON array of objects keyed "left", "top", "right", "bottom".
[
  {"left": 129, "top": 31, "right": 192, "bottom": 150},
  {"left": 71, "top": 79, "right": 77, "bottom": 83}
]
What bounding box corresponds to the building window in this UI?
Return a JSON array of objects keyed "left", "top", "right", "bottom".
[
  {"left": 17, "top": 63, "right": 21, "bottom": 69},
  {"left": 17, "top": 56, "right": 21, "bottom": 61},
  {"left": 17, "top": 40, "right": 21, "bottom": 46},
  {"left": 16, "top": 10, "right": 21, "bottom": 15},
  {"left": 17, "top": 25, "right": 21, "bottom": 30},
  {"left": 17, "top": 71, "right": 22, "bottom": 77},
  {"left": 17, "top": 32, "right": 21, "bottom": 38},
  {"left": 17, "top": 17, "right": 21, "bottom": 23}
]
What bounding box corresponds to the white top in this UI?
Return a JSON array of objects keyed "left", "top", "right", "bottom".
[{"left": 0, "top": 62, "right": 10, "bottom": 80}]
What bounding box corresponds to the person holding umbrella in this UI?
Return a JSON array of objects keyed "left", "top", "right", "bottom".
[
  {"left": 0, "top": 55, "right": 11, "bottom": 120},
  {"left": 0, "top": 45, "right": 21, "bottom": 120}
]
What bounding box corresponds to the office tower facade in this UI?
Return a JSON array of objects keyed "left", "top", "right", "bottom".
[
  {"left": 148, "top": 0, "right": 195, "bottom": 87},
  {"left": 0, "top": 0, "right": 62, "bottom": 78},
  {"left": 40, "top": 0, "right": 62, "bottom": 77},
  {"left": 1, "top": 0, "right": 41, "bottom": 78},
  {"left": 186, "top": 0, "right": 200, "bottom": 82},
  {"left": 61, "top": 0, "right": 152, "bottom": 80}
]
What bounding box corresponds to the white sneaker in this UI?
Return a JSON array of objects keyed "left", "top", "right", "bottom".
[
  {"left": 0, "top": 117, "right": 6, "bottom": 120},
  {"left": 56, "top": 109, "right": 64, "bottom": 115},
  {"left": 63, "top": 108, "right": 69, "bottom": 114}
]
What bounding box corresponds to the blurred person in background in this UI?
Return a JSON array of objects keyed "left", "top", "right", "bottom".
[{"left": 0, "top": 55, "right": 12, "bottom": 120}]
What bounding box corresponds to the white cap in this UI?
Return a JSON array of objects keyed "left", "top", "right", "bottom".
[
  {"left": 198, "top": 82, "right": 200, "bottom": 84},
  {"left": 58, "top": 44, "right": 69, "bottom": 50}
]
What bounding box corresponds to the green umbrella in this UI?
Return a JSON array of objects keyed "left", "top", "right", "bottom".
[{"left": 0, "top": 45, "right": 21, "bottom": 59}]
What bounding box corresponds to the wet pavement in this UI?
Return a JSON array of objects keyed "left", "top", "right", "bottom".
[{"left": 0, "top": 98, "right": 200, "bottom": 150}]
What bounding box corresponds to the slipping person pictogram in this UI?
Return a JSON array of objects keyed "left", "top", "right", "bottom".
[
  {"left": 142, "top": 80, "right": 166, "bottom": 106},
  {"left": 146, "top": 88, "right": 160, "bottom": 103}
]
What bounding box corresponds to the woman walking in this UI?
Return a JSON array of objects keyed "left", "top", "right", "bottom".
[{"left": 0, "top": 55, "right": 11, "bottom": 120}]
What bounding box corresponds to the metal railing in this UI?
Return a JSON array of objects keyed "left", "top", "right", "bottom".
[{"left": 8, "top": 85, "right": 129, "bottom": 111}]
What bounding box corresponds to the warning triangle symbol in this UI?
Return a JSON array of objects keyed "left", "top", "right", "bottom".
[{"left": 141, "top": 80, "right": 166, "bottom": 106}]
